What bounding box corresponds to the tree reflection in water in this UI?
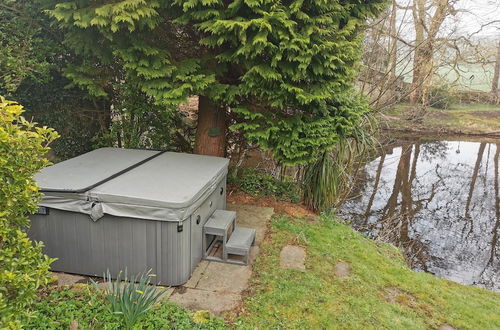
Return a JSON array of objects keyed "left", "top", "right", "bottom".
[{"left": 339, "top": 138, "right": 500, "bottom": 292}]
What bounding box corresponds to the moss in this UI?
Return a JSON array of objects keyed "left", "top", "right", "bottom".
[{"left": 236, "top": 215, "right": 500, "bottom": 329}]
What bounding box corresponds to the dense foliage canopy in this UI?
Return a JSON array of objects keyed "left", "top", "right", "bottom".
[
  {"left": 44, "top": 0, "right": 385, "bottom": 164},
  {"left": 1, "top": 0, "right": 184, "bottom": 159},
  {"left": 0, "top": 0, "right": 106, "bottom": 159},
  {"left": 0, "top": 0, "right": 57, "bottom": 93}
]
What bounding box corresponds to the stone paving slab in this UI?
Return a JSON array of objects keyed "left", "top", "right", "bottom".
[
  {"left": 170, "top": 288, "right": 241, "bottom": 316},
  {"left": 333, "top": 262, "right": 350, "bottom": 278},
  {"left": 184, "top": 260, "right": 210, "bottom": 289},
  {"left": 280, "top": 245, "right": 306, "bottom": 270},
  {"left": 157, "top": 287, "right": 175, "bottom": 301},
  {"left": 194, "top": 261, "right": 253, "bottom": 293}
]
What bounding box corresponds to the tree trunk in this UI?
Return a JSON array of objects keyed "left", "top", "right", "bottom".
[
  {"left": 409, "top": 0, "right": 425, "bottom": 105},
  {"left": 194, "top": 95, "right": 226, "bottom": 157},
  {"left": 409, "top": 0, "right": 449, "bottom": 106},
  {"left": 492, "top": 40, "right": 500, "bottom": 93},
  {"left": 388, "top": 0, "right": 398, "bottom": 82}
]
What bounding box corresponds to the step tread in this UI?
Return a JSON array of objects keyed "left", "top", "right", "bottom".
[
  {"left": 204, "top": 210, "right": 236, "bottom": 232},
  {"left": 226, "top": 227, "right": 256, "bottom": 250}
]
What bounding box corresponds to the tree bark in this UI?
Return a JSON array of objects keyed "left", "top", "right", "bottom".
[
  {"left": 410, "top": 43, "right": 433, "bottom": 105},
  {"left": 492, "top": 40, "right": 500, "bottom": 93},
  {"left": 388, "top": 0, "right": 398, "bottom": 82},
  {"left": 194, "top": 95, "right": 226, "bottom": 157},
  {"left": 409, "top": 0, "right": 426, "bottom": 105},
  {"left": 409, "top": 0, "right": 450, "bottom": 106}
]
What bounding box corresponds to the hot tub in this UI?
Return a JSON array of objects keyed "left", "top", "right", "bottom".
[{"left": 28, "top": 148, "right": 229, "bottom": 286}]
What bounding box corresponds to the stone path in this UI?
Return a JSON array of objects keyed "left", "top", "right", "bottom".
[
  {"left": 49, "top": 203, "right": 274, "bottom": 316},
  {"left": 169, "top": 203, "right": 274, "bottom": 315},
  {"left": 439, "top": 325, "right": 458, "bottom": 330},
  {"left": 333, "top": 261, "right": 350, "bottom": 277},
  {"left": 279, "top": 245, "right": 306, "bottom": 270}
]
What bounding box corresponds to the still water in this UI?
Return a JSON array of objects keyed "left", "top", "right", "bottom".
[{"left": 339, "top": 138, "right": 500, "bottom": 292}]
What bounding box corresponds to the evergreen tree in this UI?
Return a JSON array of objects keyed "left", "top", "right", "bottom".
[
  {"left": 0, "top": 0, "right": 59, "bottom": 93},
  {"left": 0, "top": 0, "right": 109, "bottom": 159},
  {"left": 45, "top": 0, "right": 385, "bottom": 164}
]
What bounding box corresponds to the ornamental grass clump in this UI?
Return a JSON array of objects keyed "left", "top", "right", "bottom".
[
  {"left": 93, "top": 269, "right": 164, "bottom": 329},
  {"left": 303, "top": 115, "right": 378, "bottom": 211}
]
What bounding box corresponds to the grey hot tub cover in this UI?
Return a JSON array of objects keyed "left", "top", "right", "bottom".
[{"left": 36, "top": 148, "right": 229, "bottom": 222}]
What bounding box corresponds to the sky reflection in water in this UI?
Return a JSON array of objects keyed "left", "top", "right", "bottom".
[{"left": 339, "top": 139, "right": 500, "bottom": 292}]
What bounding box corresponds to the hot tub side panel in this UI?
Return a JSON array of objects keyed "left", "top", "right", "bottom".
[
  {"left": 28, "top": 209, "right": 191, "bottom": 286},
  {"left": 158, "top": 219, "right": 191, "bottom": 286},
  {"left": 189, "top": 176, "right": 227, "bottom": 272}
]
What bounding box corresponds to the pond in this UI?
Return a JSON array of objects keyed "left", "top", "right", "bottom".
[{"left": 339, "top": 137, "right": 500, "bottom": 292}]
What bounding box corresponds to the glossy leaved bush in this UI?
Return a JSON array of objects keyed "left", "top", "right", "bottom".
[
  {"left": 0, "top": 97, "right": 58, "bottom": 328},
  {"left": 43, "top": 0, "right": 385, "bottom": 164}
]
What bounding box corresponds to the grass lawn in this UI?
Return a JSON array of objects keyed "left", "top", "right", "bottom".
[
  {"left": 382, "top": 103, "right": 500, "bottom": 136},
  {"left": 235, "top": 215, "right": 500, "bottom": 329},
  {"left": 26, "top": 213, "right": 500, "bottom": 329}
]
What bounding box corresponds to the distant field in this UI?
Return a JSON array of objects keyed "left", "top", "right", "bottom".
[
  {"left": 438, "top": 63, "right": 495, "bottom": 92},
  {"left": 397, "top": 62, "right": 495, "bottom": 93}
]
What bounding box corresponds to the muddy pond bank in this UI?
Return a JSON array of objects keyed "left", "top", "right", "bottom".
[{"left": 379, "top": 104, "right": 500, "bottom": 137}]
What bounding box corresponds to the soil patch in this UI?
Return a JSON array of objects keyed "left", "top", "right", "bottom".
[
  {"left": 227, "top": 189, "right": 314, "bottom": 218},
  {"left": 383, "top": 287, "right": 417, "bottom": 306},
  {"left": 469, "top": 110, "right": 500, "bottom": 119}
]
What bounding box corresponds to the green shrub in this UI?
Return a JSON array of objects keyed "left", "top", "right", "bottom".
[
  {"left": 0, "top": 97, "right": 58, "bottom": 328},
  {"left": 429, "top": 85, "right": 457, "bottom": 110},
  {"left": 230, "top": 167, "right": 301, "bottom": 203},
  {"left": 142, "top": 303, "right": 227, "bottom": 329},
  {"left": 96, "top": 84, "right": 187, "bottom": 152}
]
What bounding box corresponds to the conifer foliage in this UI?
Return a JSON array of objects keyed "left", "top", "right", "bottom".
[{"left": 45, "top": 0, "right": 385, "bottom": 164}]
